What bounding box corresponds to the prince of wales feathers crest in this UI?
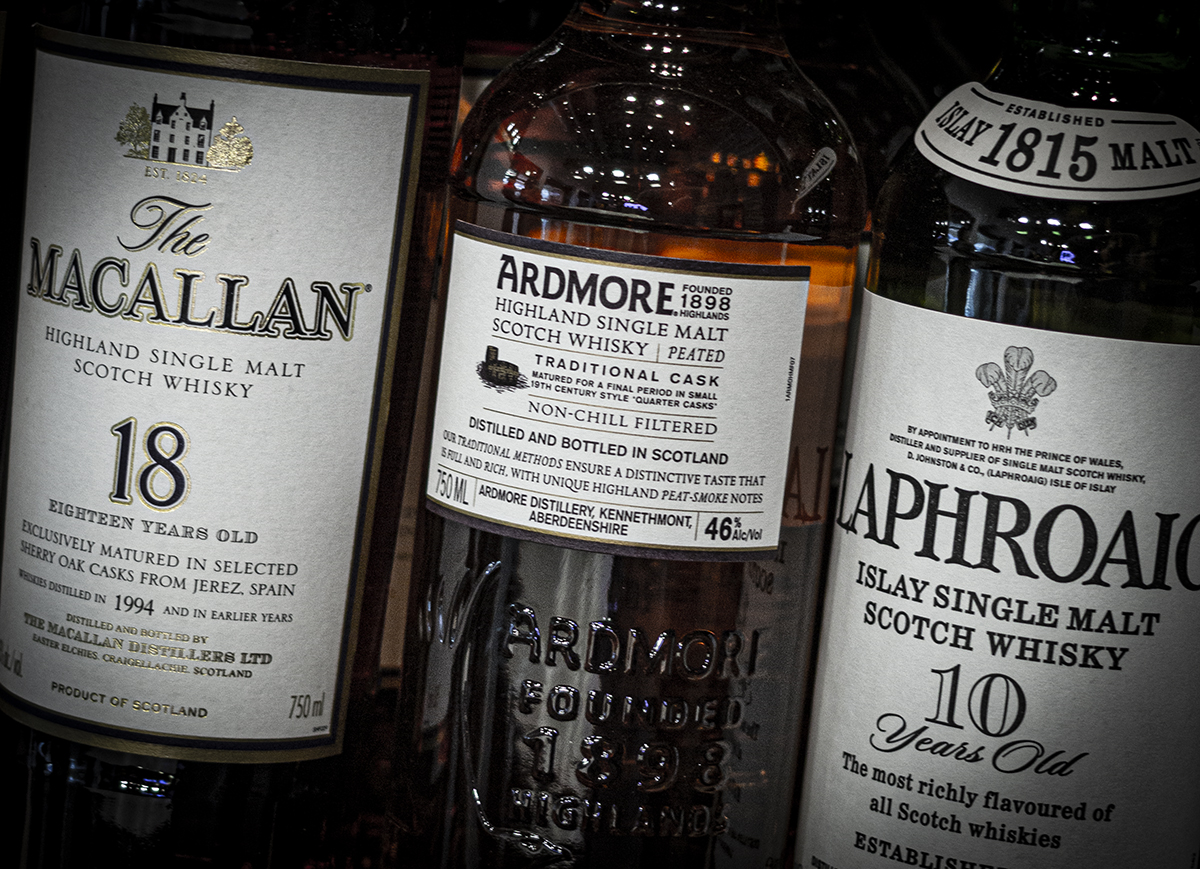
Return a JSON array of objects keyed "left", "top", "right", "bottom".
[{"left": 975, "top": 346, "right": 1057, "bottom": 437}]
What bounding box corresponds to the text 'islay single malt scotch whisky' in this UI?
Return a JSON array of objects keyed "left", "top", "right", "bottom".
[{"left": 798, "top": 1, "right": 1200, "bottom": 866}]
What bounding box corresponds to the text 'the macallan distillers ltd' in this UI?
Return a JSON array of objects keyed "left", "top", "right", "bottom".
[
  {"left": 391, "top": 0, "right": 866, "bottom": 866},
  {"left": 0, "top": 2, "right": 460, "bottom": 865},
  {"left": 797, "top": 1, "right": 1200, "bottom": 867}
]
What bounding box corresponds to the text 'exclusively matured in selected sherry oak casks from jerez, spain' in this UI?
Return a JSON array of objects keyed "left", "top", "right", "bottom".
[
  {"left": 797, "top": 1, "right": 1200, "bottom": 868},
  {"left": 0, "top": 2, "right": 462, "bottom": 866}
]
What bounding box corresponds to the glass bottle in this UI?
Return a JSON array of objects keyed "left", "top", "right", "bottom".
[
  {"left": 797, "top": 1, "right": 1199, "bottom": 866},
  {"left": 392, "top": 1, "right": 866, "bottom": 866},
  {"left": 0, "top": 2, "right": 461, "bottom": 866}
]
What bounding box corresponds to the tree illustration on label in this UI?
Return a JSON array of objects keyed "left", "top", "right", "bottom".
[
  {"left": 115, "top": 105, "right": 151, "bottom": 158},
  {"left": 975, "top": 346, "right": 1057, "bottom": 436},
  {"left": 116, "top": 93, "right": 250, "bottom": 169},
  {"left": 207, "top": 117, "right": 254, "bottom": 169}
]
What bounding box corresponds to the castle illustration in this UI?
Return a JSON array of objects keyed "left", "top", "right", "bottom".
[
  {"left": 478, "top": 346, "right": 525, "bottom": 390},
  {"left": 149, "top": 92, "right": 214, "bottom": 165}
]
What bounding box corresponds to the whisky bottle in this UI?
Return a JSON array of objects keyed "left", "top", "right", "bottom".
[
  {"left": 392, "top": 0, "right": 866, "bottom": 866},
  {"left": 797, "top": 1, "right": 1200, "bottom": 866},
  {"left": 0, "top": 1, "right": 461, "bottom": 866}
]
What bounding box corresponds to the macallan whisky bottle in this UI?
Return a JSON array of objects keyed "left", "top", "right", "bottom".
[
  {"left": 0, "top": 1, "right": 460, "bottom": 866},
  {"left": 392, "top": 1, "right": 866, "bottom": 866},
  {"left": 797, "top": 1, "right": 1200, "bottom": 867}
]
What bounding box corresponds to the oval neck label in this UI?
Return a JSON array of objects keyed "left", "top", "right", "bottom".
[{"left": 914, "top": 82, "right": 1200, "bottom": 200}]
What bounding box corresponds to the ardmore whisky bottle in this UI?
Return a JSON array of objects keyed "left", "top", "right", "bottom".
[
  {"left": 0, "top": 1, "right": 460, "bottom": 865},
  {"left": 392, "top": 0, "right": 866, "bottom": 866},
  {"left": 797, "top": 1, "right": 1200, "bottom": 866}
]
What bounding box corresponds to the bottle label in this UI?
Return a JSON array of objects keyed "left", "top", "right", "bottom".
[
  {"left": 425, "top": 224, "right": 810, "bottom": 558},
  {"left": 797, "top": 291, "right": 1200, "bottom": 866},
  {"left": 914, "top": 82, "right": 1200, "bottom": 200},
  {"left": 0, "top": 29, "right": 429, "bottom": 760}
]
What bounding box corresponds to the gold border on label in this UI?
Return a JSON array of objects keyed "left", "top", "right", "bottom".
[
  {"left": 4, "top": 27, "right": 432, "bottom": 764},
  {"left": 39, "top": 25, "right": 433, "bottom": 90}
]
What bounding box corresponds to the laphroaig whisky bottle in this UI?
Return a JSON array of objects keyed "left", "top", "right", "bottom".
[
  {"left": 0, "top": 2, "right": 460, "bottom": 866},
  {"left": 797, "top": 1, "right": 1199, "bottom": 866},
  {"left": 392, "top": 0, "right": 866, "bottom": 866}
]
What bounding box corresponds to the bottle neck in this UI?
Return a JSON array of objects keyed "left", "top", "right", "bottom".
[
  {"left": 1007, "top": 0, "right": 1193, "bottom": 75},
  {"left": 986, "top": 0, "right": 1195, "bottom": 109}
]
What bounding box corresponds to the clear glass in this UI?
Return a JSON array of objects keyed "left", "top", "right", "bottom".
[{"left": 391, "top": 1, "right": 866, "bottom": 866}]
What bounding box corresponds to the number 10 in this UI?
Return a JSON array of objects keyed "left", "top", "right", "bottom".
[{"left": 928, "top": 664, "right": 1027, "bottom": 738}]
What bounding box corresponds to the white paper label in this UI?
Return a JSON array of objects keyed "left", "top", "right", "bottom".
[
  {"left": 797, "top": 291, "right": 1200, "bottom": 867},
  {"left": 915, "top": 82, "right": 1200, "bottom": 200},
  {"left": 0, "top": 31, "right": 426, "bottom": 759},
  {"left": 425, "top": 224, "right": 810, "bottom": 557}
]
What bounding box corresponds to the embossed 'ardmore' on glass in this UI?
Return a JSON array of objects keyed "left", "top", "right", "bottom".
[{"left": 391, "top": 0, "right": 866, "bottom": 866}]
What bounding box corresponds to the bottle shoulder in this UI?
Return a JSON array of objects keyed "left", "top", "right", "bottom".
[
  {"left": 451, "top": 25, "right": 867, "bottom": 244},
  {"left": 874, "top": 80, "right": 1200, "bottom": 259},
  {"left": 870, "top": 142, "right": 1200, "bottom": 343},
  {"left": 987, "top": 62, "right": 1198, "bottom": 122}
]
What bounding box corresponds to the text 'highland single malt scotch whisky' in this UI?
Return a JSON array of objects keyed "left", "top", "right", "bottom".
[
  {"left": 0, "top": 2, "right": 461, "bottom": 865},
  {"left": 391, "top": 0, "right": 868, "bottom": 866}
]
